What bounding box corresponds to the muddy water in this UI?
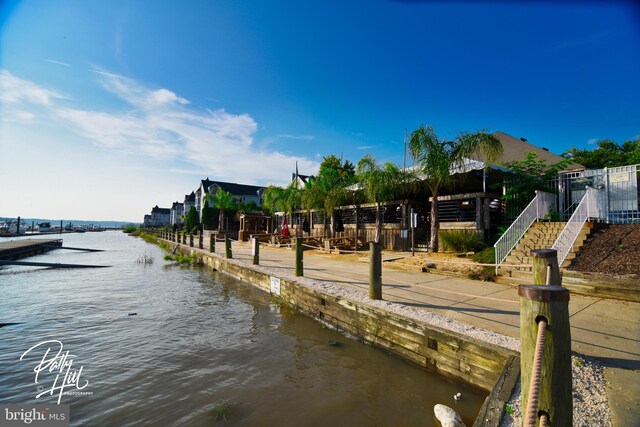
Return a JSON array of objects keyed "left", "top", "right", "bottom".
[{"left": 0, "top": 231, "right": 486, "bottom": 426}]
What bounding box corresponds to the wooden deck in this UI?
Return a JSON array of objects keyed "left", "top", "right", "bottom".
[{"left": 0, "top": 239, "right": 63, "bottom": 260}]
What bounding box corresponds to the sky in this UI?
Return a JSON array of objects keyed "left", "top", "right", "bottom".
[{"left": 1, "top": 0, "right": 639, "bottom": 222}]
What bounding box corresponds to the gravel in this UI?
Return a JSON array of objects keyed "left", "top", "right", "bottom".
[
  {"left": 203, "top": 248, "right": 612, "bottom": 426},
  {"left": 500, "top": 355, "right": 611, "bottom": 427}
]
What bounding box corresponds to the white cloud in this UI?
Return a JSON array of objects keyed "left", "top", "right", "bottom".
[
  {"left": 587, "top": 138, "right": 599, "bottom": 145},
  {"left": 356, "top": 145, "right": 372, "bottom": 150},
  {"left": 2, "top": 68, "right": 319, "bottom": 186},
  {"left": 46, "top": 59, "right": 71, "bottom": 67},
  {"left": 0, "top": 70, "right": 67, "bottom": 105}
]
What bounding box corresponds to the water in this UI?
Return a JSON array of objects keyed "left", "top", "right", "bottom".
[{"left": 0, "top": 232, "right": 486, "bottom": 426}]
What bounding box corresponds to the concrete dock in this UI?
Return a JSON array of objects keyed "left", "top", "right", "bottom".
[{"left": 0, "top": 238, "right": 62, "bottom": 260}]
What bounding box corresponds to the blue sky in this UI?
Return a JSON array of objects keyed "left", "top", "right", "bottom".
[{"left": 1, "top": 0, "right": 639, "bottom": 222}]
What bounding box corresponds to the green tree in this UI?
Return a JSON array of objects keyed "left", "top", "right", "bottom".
[
  {"left": 563, "top": 137, "right": 640, "bottom": 169},
  {"left": 184, "top": 206, "right": 200, "bottom": 233},
  {"left": 302, "top": 155, "right": 357, "bottom": 237},
  {"left": 206, "top": 188, "right": 235, "bottom": 232},
  {"left": 201, "top": 203, "right": 216, "bottom": 229},
  {"left": 262, "top": 183, "right": 302, "bottom": 233},
  {"left": 356, "top": 154, "right": 412, "bottom": 244},
  {"left": 409, "top": 125, "right": 502, "bottom": 252},
  {"left": 501, "top": 152, "right": 572, "bottom": 217}
]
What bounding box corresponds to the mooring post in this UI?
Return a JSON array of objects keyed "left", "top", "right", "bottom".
[
  {"left": 531, "top": 249, "right": 561, "bottom": 285},
  {"left": 369, "top": 242, "right": 382, "bottom": 299},
  {"left": 198, "top": 233, "right": 203, "bottom": 250},
  {"left": 210, "top": 234, "right": 215, "bottom": 253},
  {"left": 225, "top": 236, "right": 232, "bottom": 258},
  {"left": 294, "top": 237, "right": 303, "bottom": 276},
  {"left": 519, "top": 285, "right": 572, "bottom": 426},
  {"left": 252, "top": 237, "right": 260, "bottom": 265},
  {"left": 189, "top": 233, "right": 193, "bottom": 248}
]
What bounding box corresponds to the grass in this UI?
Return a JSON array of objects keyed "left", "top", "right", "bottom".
[
  {"left": 164, "top": 252, "right": 200, "bottom": 265},
  {"left": 139, "top": 232, "right": 200, "bottom": 265},
  {"left": 440, "top": 230, "right": 485, "bottom": 253},
  {"left": 136, "top": 253, "right": 154, "bottom": 264},
  {"left": 210, "top": 400, "right": 233, "bottom": 423},
  {"left": 468, "top": 247, "right": 496, "bottom": 282}
]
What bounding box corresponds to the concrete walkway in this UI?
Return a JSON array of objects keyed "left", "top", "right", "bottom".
[{"left": 224, "top": 241, "right": 639, "bottom": 425}]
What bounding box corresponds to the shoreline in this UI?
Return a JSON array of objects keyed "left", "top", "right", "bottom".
[{"left": 152, "top": 234, "right": 615, "bottom": 426}]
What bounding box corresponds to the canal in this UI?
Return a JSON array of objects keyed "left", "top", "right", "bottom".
[{"left": 0, "top": 231, "right": 486, "bottom": 426}]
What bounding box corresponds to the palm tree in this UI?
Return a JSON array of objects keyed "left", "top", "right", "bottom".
[
  {"left": 356, "top": 154, "right": 412, "bottom": 244},
  {"left": 206, "top": 188, "right": 234, "bottom": 232},
  {"left": 408, "top": 124, "right": 503, "bottom": 252},
  {"left": 302, "top": 156, "right": 356, "bottom": 238},
  {"left": 262, "top": 182, "right": 302, "bottom": 233}
]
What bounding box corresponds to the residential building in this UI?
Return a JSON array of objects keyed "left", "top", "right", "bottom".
[
  {"left": 183, "top": 191, "right": 196, "bottom": 217},
  {"left": 170, "top": 202, "right": 184, "bottom": 226},
  {"left": 195, "top": 178, "right": 265, "bottom": 221},
  {"left": 143, "top": 205, "right": 171, "bottom": 227}
]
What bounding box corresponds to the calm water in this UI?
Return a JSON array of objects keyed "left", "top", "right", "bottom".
[{"left": 0, "top": 231, "right": 485, "bottom": 426}]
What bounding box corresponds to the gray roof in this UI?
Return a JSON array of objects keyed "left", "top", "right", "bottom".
[
  {"left": 184, "top": 191, "right": 196, "bottom": 202},
  {"left": 203, "top": 178, "right": 265, "bottom": 196},
  {"left": 151, "top": 205, "right": 171, "bottom": 215}
]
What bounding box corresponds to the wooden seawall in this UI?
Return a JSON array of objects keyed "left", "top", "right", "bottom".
[
  {"left": 0, "top": 239, "right": 63, "bottom": 260},
  {"left": 165, "top": 239, "right": 520, "bottom": 426}
]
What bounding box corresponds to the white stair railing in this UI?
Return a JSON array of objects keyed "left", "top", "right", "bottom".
[
  {"left": 494, "top": 191, "right": 556, "bottom": 274},
  {"left": 552, "top": 187, "right": 603, "bottom": 266}
]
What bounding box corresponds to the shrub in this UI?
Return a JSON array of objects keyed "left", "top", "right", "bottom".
[
  {"left": 469, "top": 247, "right": 496, "bottom": 281},
  {"left": 123, "top": 224, "right": 140, "bottom": 233},
  {"left": 440, "top": 230, "right": 485, "bottom": 253}
]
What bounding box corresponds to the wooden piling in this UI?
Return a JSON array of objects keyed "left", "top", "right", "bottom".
[
  {"left": 252, "top": 237, "right": 259, "bottom": 265},
  {"left": 198, "top": 233, "right": 203, "bottom": 250},
  {"left": 295, "top": 237, "right": 303, "bottom": 276},
  {"left": 519, "top": 285, "right": 572, "bottom": 426},
  {"left": 210, "top": 235, "right": 215, "bottom": 253},
  {"left": 531, "top": 249, "right": 561, "bottom": 286},
  {"left": 189, "top": 233, "right": 194, "bottom": 248},
  {"left": 225, "top": 236, "right": 232, "bottom": 259},
  {"left": 369, "top": 242, "right": 382, "bottom": 299}
]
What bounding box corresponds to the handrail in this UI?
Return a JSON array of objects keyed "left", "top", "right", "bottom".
[
  {"left": 494, "top": 191, "right": 556, "bottom": 274},
  {"left": 552, "top": 187, "right": 603, "bottom": 266}
]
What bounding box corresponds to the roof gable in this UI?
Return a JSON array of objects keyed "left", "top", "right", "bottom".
[{"left": 474, "top": 132, "right": 583, "bottom": 171}]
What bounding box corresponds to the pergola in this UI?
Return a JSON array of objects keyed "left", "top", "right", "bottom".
[{"left": 238, "top": 213, "right": 273, "bottom": 241}]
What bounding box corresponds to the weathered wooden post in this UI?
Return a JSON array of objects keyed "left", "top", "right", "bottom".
[
  {"left": 209, "top": 234, "right": 215, "bottom": 253},
  {"left": 252, "top": 237, "right": 260, "bottom": 265},
  {"left": 519, "top": 285, "right": 572, "bottom": 426},
  {"left": 531, "top": 249, "right": 562, "bottom": 285},
  {"left": 295, "top": 237, "right": 303, "bottom": 276},
  {"left": 182, "top": 232, "right": 187, "bottom": 245},
  {"left": 369, "top": 242, "right": 382, "bottom": 299},
  {"left": 225, "top": 236, "right": 232, "bottom": 258},
  {"left": 198, "top": 233, "right": 203, "bottom": 250}
]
